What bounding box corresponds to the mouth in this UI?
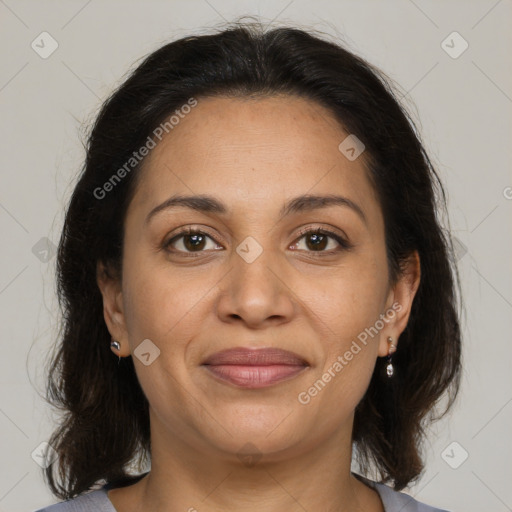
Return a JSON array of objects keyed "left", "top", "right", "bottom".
[{"left": 201, "top": 347, "right": 310, "bottom": 389}]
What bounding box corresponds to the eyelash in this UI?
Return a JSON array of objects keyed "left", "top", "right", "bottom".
[
  {"left": 163, "top": 226, "right": 352, "bottom": 257},
  {"left": 294, "top": 227, "right": 352, "bottom": 254}
]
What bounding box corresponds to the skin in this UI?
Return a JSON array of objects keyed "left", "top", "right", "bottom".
[{"left": 97, "top": 95, "right": 420, "bottom": 512}]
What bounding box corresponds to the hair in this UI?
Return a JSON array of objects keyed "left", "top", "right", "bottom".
[{"left": 43, "top": 20, "right": 462, "bottom": 499}]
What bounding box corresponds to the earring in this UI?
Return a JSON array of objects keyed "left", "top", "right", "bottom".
[
  {"left": 385, "top": 336, "right": 396, "bottom": 378},
  {"left": 110, "top": 339, "right": 122, "bottom": 364}
]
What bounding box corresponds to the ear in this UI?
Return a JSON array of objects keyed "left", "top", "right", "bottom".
[
  {"left": 378, "top": 250, "right": 421, "bottom": 357},
  {"left": 96, "top": 261, "right": 131, "bottom": 357}
]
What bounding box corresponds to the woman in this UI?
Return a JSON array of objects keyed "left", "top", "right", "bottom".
[{"left": 35, "top": 21, "right": 461, "bottom": 512}]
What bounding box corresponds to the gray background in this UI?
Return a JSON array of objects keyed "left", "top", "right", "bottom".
[{"left": 1, "top": 1, "right": 511, "bottom": 511}]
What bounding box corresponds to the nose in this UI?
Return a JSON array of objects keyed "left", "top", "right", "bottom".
[{"left": 215, "top": 244, "right": 296, "bottom": 329}]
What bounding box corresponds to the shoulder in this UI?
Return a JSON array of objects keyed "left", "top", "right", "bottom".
[
  {"left": 354, "top": 473, "right": 451, "bottom": 512},
  {"left": 33, "top": 488, "right": 115, "bottom": 512}
]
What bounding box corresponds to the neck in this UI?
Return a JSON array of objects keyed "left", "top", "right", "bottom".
[{"left": 117, "top": 411, "right": 384, "bottom": 512}]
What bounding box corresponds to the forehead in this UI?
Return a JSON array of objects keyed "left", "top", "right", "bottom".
[{"left": 127, "top": 95, "right": 381, "bottom": 224}]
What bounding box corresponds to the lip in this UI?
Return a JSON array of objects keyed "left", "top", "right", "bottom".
[
  {"left": 202, "top": 347, "right": 309, "bottom": 389},
  {"left": 203, "top": 347, "right": 308, "bottom": 366}
]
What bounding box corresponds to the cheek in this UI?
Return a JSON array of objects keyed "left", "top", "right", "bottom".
[
  {"left": 123, "top": 270, "right": 200, "bottom": 344},
  {"left": 120, "top": 258, "right": 208, "bottom": 408},
  {"left": 309, "top": 257, "right": 388, "bottom": 338},
  {"left": 297, "top": 275, "right": 384, "bottom": 424},
  {"left": 121, "top": 247, "right": 187, "bottom": 343},
  {"left": 301, "top": 254, "right": 388, "bottom": 397},
  {"left": 121, "top": 246, "right": 226, "bottom": 366}
]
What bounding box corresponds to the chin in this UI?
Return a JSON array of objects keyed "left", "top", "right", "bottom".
[{"left": 200, "top": 407, "right": 308, "bottom": 457}]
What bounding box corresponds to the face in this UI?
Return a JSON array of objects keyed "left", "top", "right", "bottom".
[{"left": 98, "top": 95, "right": 418, "bottom": 462}]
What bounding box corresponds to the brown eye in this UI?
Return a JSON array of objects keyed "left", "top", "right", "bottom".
[
  {"left": 291, "top": 228, "right": 350, "bottom": 253},
  {"left": 304, "top": 232, "right": 328, "bottom": 251},
  {"left": 165, "top": 229, "right": 222, "bottom": 253},
  {"left": 182, "top": 233, "right": 207, "bottom": 251}
]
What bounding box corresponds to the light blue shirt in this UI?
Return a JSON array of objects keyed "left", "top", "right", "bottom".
[{"left": 34, "top": 473, "right": 450, "bottom": 512}]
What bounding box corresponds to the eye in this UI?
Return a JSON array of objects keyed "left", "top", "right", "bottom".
[
  {"left": 164, "top": 228, "right": 223, "bottom": 254},
  {"left": 163, "top": 226, "right": 352, "bottom": 256},
  {"left": 290, "top": 227, "right": 351, "bottom": 253}
]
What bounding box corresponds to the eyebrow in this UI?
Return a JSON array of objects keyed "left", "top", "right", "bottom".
[{"left": 145, "top": 193, "right": 367, "bottom": 226}]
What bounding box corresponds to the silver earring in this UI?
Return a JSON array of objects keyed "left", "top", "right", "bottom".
[
  {"left": 385, "top": 336, "right": 396, "bottom": 378},
  {"left": 110, "top": 340, "right": 121, "bottom": 364}
]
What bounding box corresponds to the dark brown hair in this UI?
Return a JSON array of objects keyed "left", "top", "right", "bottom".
[{"left": 43, "top": 20, "right": 462, "bottom": 499}]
